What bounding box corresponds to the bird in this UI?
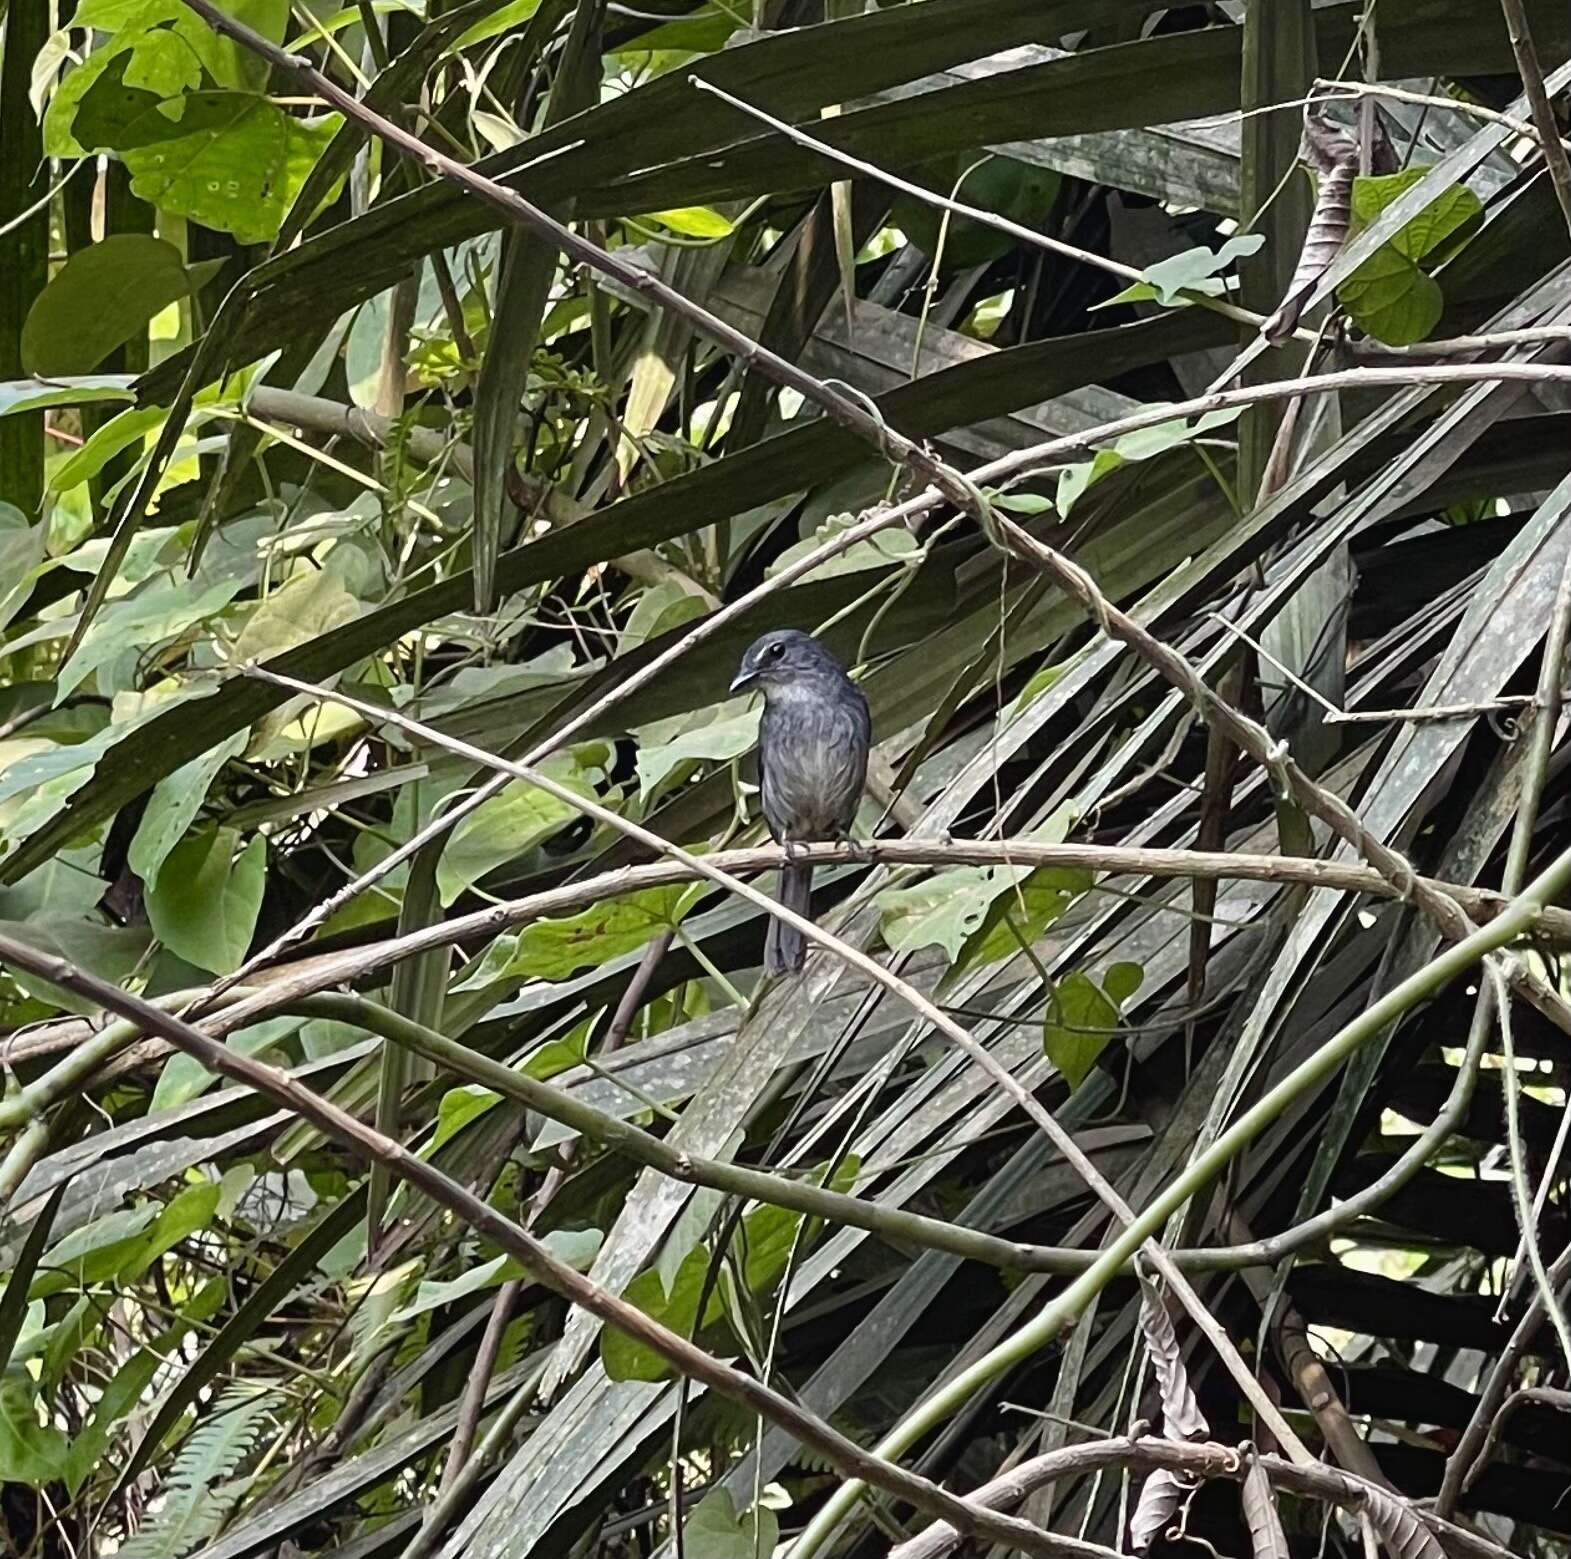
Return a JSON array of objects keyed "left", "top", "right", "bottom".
[{"left": 731, "top": 629, "right": 871, "bottom": 975}]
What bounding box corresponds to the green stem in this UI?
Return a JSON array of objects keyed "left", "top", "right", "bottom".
[
  {"left": 790, "top": 839, "right": 1571, "bottom": 1559},
  {"left": 285, "top": 992, "right": 1084, "bottom": 1276}
]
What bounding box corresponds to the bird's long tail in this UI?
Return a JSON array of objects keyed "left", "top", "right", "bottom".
[{"left": 766, "top": 861, "right": 812, "bottom": 975}]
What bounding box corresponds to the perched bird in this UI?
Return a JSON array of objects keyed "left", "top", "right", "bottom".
[{"left": 731, "top": 630, "right": 871, "bottom": 974}]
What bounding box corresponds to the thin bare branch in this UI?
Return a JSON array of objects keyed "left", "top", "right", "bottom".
[
  {"left": 1497, "top": 0, "right": 1571, "bottom": 235},
  {"left": 888, "top": 1437, "right": 1515, "bottom": 1559}
]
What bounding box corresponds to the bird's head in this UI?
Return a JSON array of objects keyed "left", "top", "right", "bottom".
[{"left": 730, "top": 629, "right": 839, "bottom": 695}]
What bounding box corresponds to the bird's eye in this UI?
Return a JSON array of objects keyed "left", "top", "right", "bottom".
[{"left": 766, "top": 642, "right": 784, "bottom": 659}]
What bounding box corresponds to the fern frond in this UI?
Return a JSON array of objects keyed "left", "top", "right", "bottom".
[{"left": 118, "top": 1385, "right": 276, "bottom": 1559}]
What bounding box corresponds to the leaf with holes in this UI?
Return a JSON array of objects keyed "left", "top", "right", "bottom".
[
  {"left": 951, "top": 865, "right": 1091, "bottom": 977},
  {"left": 74, "top": 59, "right": 339, "bottom": 243}
]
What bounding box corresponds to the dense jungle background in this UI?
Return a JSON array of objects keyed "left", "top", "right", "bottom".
[{"left": 2, "top": 0, "right": 1571, "bottom": 1556}]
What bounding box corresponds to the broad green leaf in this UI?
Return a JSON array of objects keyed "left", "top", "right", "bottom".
[
  {"left": 0, "top": 688, "right": 210, "bottom": 862},
  {"left": 683, "top": 1490, "right": 780, "bottom": 1559},
  {"left": 129, "top": 728, "right": 250, "bottom": 889},
  {"left": 620, "top": 577, "right": 708, "bottom": 649},
  {"left": 635, "top": 706, "right": 760, "bottom": 798},
  {"left": 75, "top": 63, "right": 340, "bottom": 243},
  {"left": 891, "top": 156, "right": 1061, "bottom": 268},
  {"left": 991, "top": 491, "right": 1053, "bottom": 515},
  {"left": 602, "top": 1244, "right": 714, "bottom": 1382},
  {"left": 58, "top": 576, "right": 243, "bottom": 702},
  {"left": 472, "top": 109, "right": 523, "bottom": 153},
  {"left": 1103, "top": 960, "right": 1145, "bottom": 1007},
  {"left": 145, "top": 828, "right": 266, "bottom": 974},
  {"left": 299, "top": 1018, "right": 363, "bottom": 1059},
  {"left": 1043, "top": 970, "right": 1138, "bottom": 1088},
  {"left": 392, "top": 1231, "right": 601, "bottom": 1323},
  {"left": 230, "top": 567, "right": 360, "bottom": 664},
  {"left": 393, "top": 1253, "right": 517, "bottom": 1323},
  {"left": 1056, "top": 409, "right": 1238, "bottom": 516},
  {"left": 47, "top": 0, "right": 290, "bottom": 153},
  {"left": 767, "top": 512, "right": 919, "bottom": 582},
  {"left": 431, "top": 1024, "right": 592, "bottom": 1148},
  {"left": 877, "top": 866, "right": 1002, "bottom": 961},
  {"left": 150, "top": 1016, "right": 300, "bottom": 1111},
  {"left": 469, "top": 883, "right": 700, "bottom": 983},
  {"left": 880, "top": 809, "right": 1080, "bottom": 962},
  {"left": 0, "top": 844, "right": 106, "bottom": 922},
  {"left": 432, "top": 1084, "right": 502, "bottom": 1151},
  {"left": 44, "top": 17, "right": 202, "bottom": 156},
  {"left": 1003, "top": 662, "right": 1068, "bottom": 722},
  {"left": 0, "top": 1374, "right": 69, "bottom": 1486},
  {"left": 1056, "top": 447, "right": 1125, "bottom": 517},
  {"left": 35, "top": 1206, "right": 162, "bottom": 1296},
  {"left": 21, "top": 236, "right": 194, "bottom": 376},
  {"left": 123, "top": 1181, "right": 222, "bottom": 1282},
  {"left": 735, "top": 1156, "right": 859, "bottom": 1297},
  {"left": 64, "top": 1350, "right": 161, "bottom": 1492},
  {"left": 453, "top": 0, "right": 541, "bottom": 48},
  {"left": 32, "top": 1182, "right": 217, "bottom": 1298},
  {"left": 48, "top": 403, "right": 167, "bottom": 494},
  {"left": 1350, "top": 169, "right": 1482, "bottom": 260},
  {"left": 1339, "top": 170, "right": 1481, "bottom": 345},
  {"left": 435, "top": 749, "right": 603, "bottom": 906},
  {"left": 0, "top": 505, "right": 50, "bottom": 636},
  {"left": 1338, "top": 246, "right": 1441, "bottom": 347},
  {"left": 0, "top": 917, "right": 153, "bottom": 1016},
  {"left": 67, "top": 0, "right": 287, "bottom": 94}
]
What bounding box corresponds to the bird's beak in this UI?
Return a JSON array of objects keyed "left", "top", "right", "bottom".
[{"left": 729, "top": 669, "right": 757, "bottom": 694}]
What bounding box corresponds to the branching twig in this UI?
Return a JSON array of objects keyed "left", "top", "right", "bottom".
[
  {"left": 1487, "top": 966, "right": 1571, "bottom": 1368},
  {"left": 887, "top": 1435, "right": 1515, "bottom": 1559},
  {"left": 1462, "top": 1385, "right": 1571, "bottom": 1497},
  {"left": 1314, "top": 77, "right": 1563, "bottom": 153}
]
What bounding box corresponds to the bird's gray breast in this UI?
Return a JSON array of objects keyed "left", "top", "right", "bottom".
[{"left": 759, "top": 679, "right": 867, "bottom": 840}]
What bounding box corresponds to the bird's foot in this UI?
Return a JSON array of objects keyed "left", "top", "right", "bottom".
[{"left": 838, "top": 831, "right": 874, "bottom": 865}]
